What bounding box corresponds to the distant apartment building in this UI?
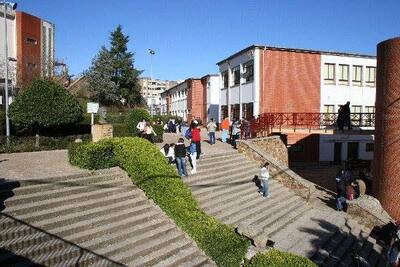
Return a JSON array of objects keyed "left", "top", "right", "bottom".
[
  {"left": 138, "top": 77, "right": 178, "bottom": 115},
  {"left": 0, "top": 8, "right": 55, "bottom": 102},
  {"left": 217, "top": 45, "right": 376, "bottom": 164},
  {"left": 160, "top": 74, "right": 219, "bottom": 123}
]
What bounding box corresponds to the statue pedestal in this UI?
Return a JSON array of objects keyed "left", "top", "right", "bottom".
[{"left": 92, "top": 124, "right": 113, "bottom": 142}]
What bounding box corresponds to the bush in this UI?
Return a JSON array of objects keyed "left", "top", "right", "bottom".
[
  {"left": 69, "top": 137, "right": 249, "bottom": 266},
  {"left": 152, "top": 124, "right": 164, "bottom": 143},
  {"left": 0, "top": 110, "right": 5, "bottom": 135},
  {"left": 0, "top": 134, "right": 90, "bottom": 153},
  {"left": 9, "top": 78, "right": 83, "bottom": 133},
  {"left": 243, "top": 249, "right": 317, "bottom": 267},
  {"left": 125, "top": 108, "right": 151, "bottom": 136},
  {"left": 68, "top": 139, "right": 116, "bottom": 170},
  {"left": 113, "top": 123, "right": 131, "bottom": 137}
]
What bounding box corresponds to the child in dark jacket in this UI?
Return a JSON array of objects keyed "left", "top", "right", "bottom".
[{"left": 174, "top": 138, "right": 188, "bottom": 177}]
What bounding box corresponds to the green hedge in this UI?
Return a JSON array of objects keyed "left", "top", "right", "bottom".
[
  {"left": 152, "top": 124, "right": 164, "bottom": 143},
  {"left": 69, "top": 137, "right": 249, "bottom": 266},
  {"left": 125, "top": 108, "right": 152, "bottom": 136},
  {"left": 113, "top": 123, "right": 131, "bottom": 137},
  {"left": 243, "top": 249, "right": 317, "bottom": 267},
  {"left": 1, "top": 134, "right": 90, "bottom": 154},
  {"left": 68, "top": 140, "right": 116, "bottom": 170}
]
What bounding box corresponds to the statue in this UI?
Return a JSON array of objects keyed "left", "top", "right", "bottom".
[{"left": 98, "top": 106, "right": 108, "bottom": 124}]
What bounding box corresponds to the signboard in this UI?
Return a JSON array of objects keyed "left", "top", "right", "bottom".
[{"left": 87, "top": 102, "right": 99, "bottom": 114}]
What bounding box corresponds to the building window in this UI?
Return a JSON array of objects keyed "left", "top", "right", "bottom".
[
  {"left": 324, "top": 63, "right": 335, "bottom": 85},
  {"left": 351, "top": 105, "right": 362, "bottom": 114},
  {"left": 366, "top": 143, "right": 374, "bottom": 152},
  {"left": 222, "top": 71, "right": 228, "bottom": 88},
  {"left": 338, "top": 64, "right": 349, "bottom": 85},
  {"left": 366, "top": 66, "right": 376, "bottom": 87},
  {"left": 365, "top": 106, "right": 375, "bottom": 113},
  {"left": 26, "top": 37, "right": 37, "bottom": 45},
  {"left": 352, "top": 65, "right": 362, "bottom": 86},
  {"left": 323, "top": 105, "right": 335, "bottom": 124},
  {"left": 232, "top": 66, "right": 240, "bottom": 86},
  {"left": 351, "top": 105, "right": 362, "bottom": 126},
  {"left": 243, "top": 60, "right": 254, "bottom": 82}
]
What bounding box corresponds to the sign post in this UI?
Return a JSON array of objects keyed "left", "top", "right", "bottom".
[{"left": 87, "top": 102, "right": 99, "bottom": 125}]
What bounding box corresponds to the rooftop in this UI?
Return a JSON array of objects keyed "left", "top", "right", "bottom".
[{"left": 216, "top": 44, "right": 376, "bottom": 65}]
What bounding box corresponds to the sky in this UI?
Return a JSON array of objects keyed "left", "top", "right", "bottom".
[{"left": 16, "top": 0, "right": 400, "bottom": 81}]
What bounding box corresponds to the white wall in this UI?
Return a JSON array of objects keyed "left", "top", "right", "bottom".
[
  {"left": 320, "top": 55, "right": 376, "bottom": 113},
  {"left": 207, "top": 75, "right": 219, "bottom": 122},
  {"left": 319, "top": 134, "right": 374, "bottom": 161},
  {"left": 218, "top": 47, "right": 260, "bottom": 118},
  {"left": 168, "top": 82, "right": 188, "bottom": 121}
]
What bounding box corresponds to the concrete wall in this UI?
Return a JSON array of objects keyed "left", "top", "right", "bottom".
[{"left": 319, "top": 134, "right": 374, "bottom": 162}]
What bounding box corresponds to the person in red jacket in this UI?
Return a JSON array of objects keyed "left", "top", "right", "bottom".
[{"left": 191, "top": 120, "right": 201, "bottom": 159}]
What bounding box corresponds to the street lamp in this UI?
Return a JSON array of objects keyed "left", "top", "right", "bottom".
[{"left": 3, "top": 0, "right": 17, "bottom": 141}]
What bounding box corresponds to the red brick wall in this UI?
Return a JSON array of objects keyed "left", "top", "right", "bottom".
[
  {"left": 187, "top": 79, "right": 204, "bottom": 123},
  {"left": 374, "top": 37, "right": 400, "bottom": 220},
  {"left": 16, "top": 12, "right": 42, "bottom": 89},
  {"left": 259, "top": 50, "right": 321, "bottom": 113},
  {"left": 287, "top": 133, "right": 320, "bottom": 162}
]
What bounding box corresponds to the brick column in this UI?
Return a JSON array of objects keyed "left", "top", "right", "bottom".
[{"left": 374, "top": 37, "right": 400, "bottom": 220}]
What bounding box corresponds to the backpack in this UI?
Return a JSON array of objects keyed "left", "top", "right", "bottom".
[{"left": 185, "top": 128, "right": 192, "bottom": 139}]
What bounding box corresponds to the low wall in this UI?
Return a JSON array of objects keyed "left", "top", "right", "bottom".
[
  {"left": 237, "top": 138, "right": 393, "bottom": 226},
  {"left": 237, "top": 138, "right": 316, "bottom": 201},
  {"left": 250, "top": 136, "right": 288, "bottom": 166}
]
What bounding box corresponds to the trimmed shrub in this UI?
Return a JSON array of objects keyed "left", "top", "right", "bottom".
[
  {"left": 69, "top": 137, "right": 249, "bottom": 266},
  {"left": 125, "top": 108, "right": 151, "bottom": 136},
  {"left": 243, "top": 249, "right": 317, "bottom": 267},
  {"left": 68, "top": 139, "right": 117, "bottom": 169},
  {"left": 113, "top": 123, "right": 131, "bottom": 137},
  {"left": 9, "top": 78, "right": 83, "bottom": 133},
  {"left": 152, "top": 124, "right": 164, "bottom": 143},
  {"left": 0, "top": 134, "right": 91, "bottom": 153}
]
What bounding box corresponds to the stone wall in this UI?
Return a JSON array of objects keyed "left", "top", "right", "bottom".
[
  {"left": 237, "top": 139, "right": 315, "bottom": 201},
  {"left": 251, "top": 136, "right": 288, "bottom": 166}
]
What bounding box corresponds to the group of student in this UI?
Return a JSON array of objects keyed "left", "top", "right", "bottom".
[
  {"left": 136, "top": 119, "right": 157, "bottom": 142},
  {"left": 219, "top": 117, "right": 252, "bottom": 149},
  {"left": 160, "top": 120, "right": 202, "bottom": 177}
]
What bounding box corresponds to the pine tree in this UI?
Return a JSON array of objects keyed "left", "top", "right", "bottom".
[{"left": 87, "top": 25, "right": 143, "bottom": 107}]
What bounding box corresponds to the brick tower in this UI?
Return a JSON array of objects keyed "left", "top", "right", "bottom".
[{"left": 374, "top": 37, "right": 400, "bottom": 220}]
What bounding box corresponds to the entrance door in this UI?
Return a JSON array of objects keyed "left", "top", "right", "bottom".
[
  {"left": 347, "top": 142, "right": 359, "bottom": 160},
  {"left": 334, "top": 143, "right": 342, "bottom": 164}
]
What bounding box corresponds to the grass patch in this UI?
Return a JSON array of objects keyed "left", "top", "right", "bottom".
[{"left": 243, "top": 249, "right": 317, "bottom": 267}]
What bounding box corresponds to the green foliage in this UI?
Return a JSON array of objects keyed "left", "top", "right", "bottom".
[
  {"left": 125, "top": 108, "right": 151, "bottom": 136},
  {"left": 86, "top": 25, "right": 143, "bottom": 107},
  {"left": 113, "top": 123, "right": 131, "bottom": 137},
  {"left": 9, "top": 79, "right": 83, "bottom": 132},
  {"left": 152, "top": 124, "right": 164, "bottom": 143},
  {"left": 68, "top": 137, "right": 249, "bottom": 266},
  {"left": 68, "top": 139, "right": 117, "bottom": 170},
  {"left": 0, "top": 135, "right": 90, "bottom": 153},
  {"left": 243, "top": 249, "right": 317, "bottom": 267},
  {"left": 153, "top": 115, "right": 182, "bottom": 124}
]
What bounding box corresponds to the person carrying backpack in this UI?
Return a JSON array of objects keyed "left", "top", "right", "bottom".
[{"left": 174, "top": 138, "right": 188, "bottom": 177}]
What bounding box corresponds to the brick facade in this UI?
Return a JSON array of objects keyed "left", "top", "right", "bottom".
[
  {"left": 259, "top": 50, "right": 321, "bottom": 113},
  {"left": 16, "top": 12, "right": 42, "bottom": 89},
  {"left": 374, "top": 37, "right": 400, "bottom": 220},
  {"left": 187, "top": 79, "right": 205, "bottom": 123}
]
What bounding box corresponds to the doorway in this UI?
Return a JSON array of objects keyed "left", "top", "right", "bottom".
[
  {"left": 347, "top": 142, "right": 359, "bottom": 160},
  {"left": 334, "top": 142, "right": 342, "bottom": 164}
]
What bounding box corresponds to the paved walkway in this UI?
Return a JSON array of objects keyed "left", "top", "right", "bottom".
[{"left": 0, "top": 150, "right": 85, "bottom": 180}]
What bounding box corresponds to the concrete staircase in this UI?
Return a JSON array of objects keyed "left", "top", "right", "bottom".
[
  {"left": 186, "top": 152, "right": 388, "bottom": 267},
  {"left": 0, "top": 167, "right": 215, "bottom": 267}
]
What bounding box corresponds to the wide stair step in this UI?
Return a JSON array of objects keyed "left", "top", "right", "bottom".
[{"left": 0, "top": 168, "right": 215, "bottom": 266}]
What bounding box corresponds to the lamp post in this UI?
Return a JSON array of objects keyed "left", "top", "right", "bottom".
[
  {"left": 2, "top": 0, "right": 17, "bottom": 141},
  {"left": 147, "top": 49, "right": 155, "bottom": 115}
]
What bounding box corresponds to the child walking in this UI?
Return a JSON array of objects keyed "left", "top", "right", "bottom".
[{"left": 260, "top": 162, "right": 270, "bottom": 198}]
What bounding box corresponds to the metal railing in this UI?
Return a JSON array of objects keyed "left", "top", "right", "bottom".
[{"left": 251, "top": 112, "right": 375, "bottom": 136}]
